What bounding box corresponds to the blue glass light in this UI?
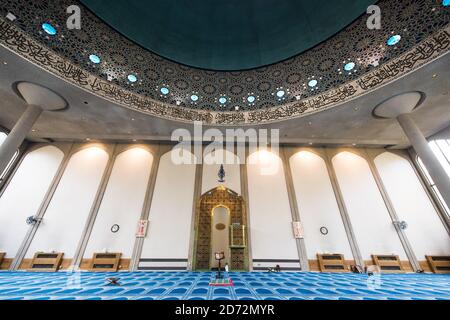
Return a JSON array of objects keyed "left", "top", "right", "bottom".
[
  {"left": 443, "top": 0, "right": 450, "bottom": 6},
  {"left": 89, "top": 54, "right": 101, "bottom": 64},
  {"left": 219, "top": 97, "right": 227, "bottom": 104},
  {"left": 191, "top": 94, "right": 199, "bottom": 102},
  {"left": 344, "top": 62, "right": 355, "bottom": 71},
  {"left": 387, "top": 35, "right": 401, "bottom": 46},
  {"left": 276, "top": 90, "right": 285, "bottom": 98},
  {"left": 42, "top": 23, "right": 57, "bottom": 35},
  {"left": 247, "top": 96, "right": 256, "bottom": 103},
  {"left": 160, "top": 87, "right": 169, "bottom": 95},
  {"left": 308, "top": 79, "right": 318, "bottom": 87},
  {"left": 128, "top": 74, "right": 137, "bottom": 83}
]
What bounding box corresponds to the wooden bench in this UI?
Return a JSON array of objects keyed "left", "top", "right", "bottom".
[
  {"left": 28, "top": 252, "right": 63, "bottom": 272},
  {"left": 0, "top": 252, "right": 5, "bottom": 267},
  {"left": 317, "top": 254, "right": 347, "bottom": 272},
  {"left": 371, "top": 254, "right": 403, "bottom": 273},
  {"left": 426, "top": 256, "right": 450, "bottom": 274},
  {"left": 88, "top": 253, "right": 122, "bottom": 272}
]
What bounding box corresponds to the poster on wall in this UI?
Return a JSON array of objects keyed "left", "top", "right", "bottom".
[
  {"left": 136, "top": 219, "right": 149, "bottom": 238},
  {"left": 292, "top": 221, "right": 304, "bottom": 239}
]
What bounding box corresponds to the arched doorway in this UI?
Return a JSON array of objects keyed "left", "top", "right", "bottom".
[{"left": 193, "top": 186, "right": 248, "bottom": 271}]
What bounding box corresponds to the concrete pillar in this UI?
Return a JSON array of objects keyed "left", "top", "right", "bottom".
[
  {"left": 397, "top": 113, "right": 450, "bottom": 209},
  {"left": 0, "top": 104, "right": 42, "bottom": 175}
]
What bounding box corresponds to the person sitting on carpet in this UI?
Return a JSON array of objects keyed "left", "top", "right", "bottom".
[
  {"left": 268, "top": 265, "right": 281, "bottom": 272},
  {"left": 106, "top": 277, "right": 121, "bottom": 286}
]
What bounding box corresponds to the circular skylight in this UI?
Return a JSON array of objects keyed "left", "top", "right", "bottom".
[
  {"left": 344, "top": 62, "right": 355, "bottom": 71},
  {"left": 89, "top": 54, "right": 101, "bottom": 64},
  {"left": 160, "top": 87, "right": 169, "bottom": 95},
  {"left": 276, "top": 90, "right": 285, "bottom": 98},
  {"left": 387, "top": 35, "right": 401, "bottom": 46},
  {"left": 219, "top": 97, "right": 227, "bottom": 104},
  {"left": 128, "top": 74, "right": 137, "bottom": 83},
  {"left": 247, "top": 95, "right": 256, "bottom": 103},
  {"left": 42, "top": 23, "right": 57, "bottom": 36},
  {"left": 308, "top": 79, "right": 318, "bottom": 87},
  {"left": 191, "top": 94, "right": 199, "bottom": 102}
]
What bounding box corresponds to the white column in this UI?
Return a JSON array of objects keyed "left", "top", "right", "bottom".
[
  {"left": 397, "top": 113, "right": 450, "bottom": 209},
  {"left": 0, "top": 105, "right": 42, "bottom": 175}
]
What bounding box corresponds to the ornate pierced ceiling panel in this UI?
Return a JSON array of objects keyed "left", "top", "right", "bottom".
[{"left": 0, "top": 0, "right": 448, "bottom": 125}]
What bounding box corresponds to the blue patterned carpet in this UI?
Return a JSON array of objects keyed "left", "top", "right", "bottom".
[{"left": 0, "top": 271, "right": 449, "bottom": 300}]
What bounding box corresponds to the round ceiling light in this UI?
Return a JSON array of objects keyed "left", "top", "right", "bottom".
[
  {"left": 160, "top": 87, "right": 169, "bottom": 95},
  {"left": 247, "top": 95, "right": 256, "bottom": 103},
  {"left": 308, "top": 79, "right": 318, "bottom": 87},
  {"left": 191, "top": 94, "right": 199, "bottom": 102},
  {"left": 42, "top": 23, "right": 57, "bottom": 35},
  {"left": 276, "top": 90, "right": 285, "bottom": 98},
  {"left": 89, "top": 54, "right": 101, "bottom": 64},
  {"left": 387, "top": 35, "right": 401, "bottom": 46},
  {"left": 344, "top": 62, "right": 355, "bottom": 71},
  {"left": 127, "top": 74, "right": 137, "bottom": 83},
  {"left": 219, "top": 97, "right": 227, "bottom": 104},
  {"left": 443, "top": 0, "right": 450, "bottom": 6}
]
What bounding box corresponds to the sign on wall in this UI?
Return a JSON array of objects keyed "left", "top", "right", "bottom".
[
  {"left": 136, "top": 220, "right": 149, "bottom": 238},
  {"left": 292, "top": 221, "right": 304, "bottom": 239}
]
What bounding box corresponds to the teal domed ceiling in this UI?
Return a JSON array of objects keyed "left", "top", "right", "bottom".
[{"left": 81, "top": 0, "right": 375, "bottom": 71}]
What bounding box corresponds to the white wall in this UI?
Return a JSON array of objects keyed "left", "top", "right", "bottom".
[
  {"left": 141, "top": 151, "right": 196, "bottom": 260},
  {"left": 26, "top": 146, "right": 109, "bottom": 258},
  {"left": 375, "top": 152, "right": 450, "bottom": 258},
  {"left": 247, "top": 151, "right": 298, "bottom": 261},
  {"left": 332, "top": 151, "right": 406, "bottom": 259},
  {"left": 84, "top": 147, "right": 153, "bottom": 258},
  {"left": 202, "top": 149, "right": 241, "bottom": 194},
  {"left": 0, "top": 146, "right": 64, "bottom": 258},
  {"left": 290, "top": 151, "right": 353, "bottom": 259}
]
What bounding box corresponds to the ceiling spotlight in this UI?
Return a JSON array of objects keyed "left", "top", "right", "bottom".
[
  {"left": 219, "top": 97, "right": 227, "bottom": 104},
  {"left": 387, "top": 34, "right": 401, "bottom": 46},
  {"left": 234, "top": 106, "right": 240, "bottom": 111},
  {"left": 42, "top": 22, "right": 57, "bottom": 36},
  {"left": 127, "top": 74, "right": 137, "bottom": 83},
  {"left": 308, "top": 79, "right": 318, "bottom": 88},
  {"left": 344, "top": 62, "right": 355, "bottom": 72},
  {"left": 276, "top": 90, "right": 285, "bottom": 98},
  {"left": 273, "top": 87, "right": 289, "bottom": 101},
  {"left": 89, "top": 54, "right": 101, "bottom": 64},
  {"left": 160, "top": 87, "right": 169, "bottom": 95}
]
